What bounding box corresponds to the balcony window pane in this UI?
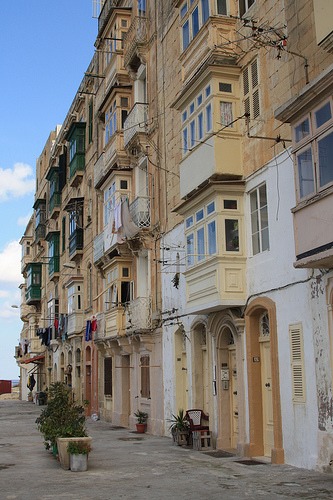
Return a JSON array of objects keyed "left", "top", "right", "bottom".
[
  {"left": 297, "top": 147, "right": 314, "bottom": 198},
  {"left": 190, "top": 120, "right": 196, "bottom": 148},
  {"left": 187, "top": 233, "right": 194, "bottom": 265},
  {"left": 192, "top": 7, "right": 199, "bottom": 37},
  {"left": 206, "top": 103, "right": 212, "bottom": 132},
  {"left": 220, "top": 101, "right": 233, "bottom": 126},
  {"left": 182, "top": 20, "right": 190, "bottom": 50},
  {"left": 294, "top": 118, "right": 310, "bottom": 143},
  {"left": 207, "top": 201, "right": 215, "bottom": 214},
  {"left": 261, "top": 227, "right": 269, "bottom": 252},
  {"left": 198, "top": 112, "right": 203, "bottom": 140},
  {"left": 315, "top": 102, "right": 331, "bottom": 129},
  {"left": 318, "top": 131, "right": 333, "bottom": 187},
  {"left": 186, "top": 215, "right": 193, "bottom": 228},
  {"left": 225, "top": 219, "right": 239, "bottom": 251},
  {"left": 197, "top": 227, "right": 205, "bottom": 261},
  {"left": 201, "top": 0, "right": 209, "bottom": 23},
  {"left": 208, "top": 220, "right": 216, "bottom": 254},
  {"left": 252, "top": 232, "right": 260, "bottom": 255},
  {"left": 180, "top": 3, "right": 188, "bottom": 18},
  {"left": 183, "top": 127, "right": 188, "bottom": 153},
  {"left": 217, "top": 0, "right": 227, "bottom": 14}
]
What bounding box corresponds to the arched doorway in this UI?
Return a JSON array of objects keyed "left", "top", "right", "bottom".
[
  {"left": 192, "top": 322, "right": 209, "bottom": 413},
  {"left": 245, "top": 297, "right": 284, "bottom": 463},
  {"left": 216, "top": 325, "right": 238, "bottom": 450},
  {"left": 174, "top": 325, "right": 188, "bottom": 412}
]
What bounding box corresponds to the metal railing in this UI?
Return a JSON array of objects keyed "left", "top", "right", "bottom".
[
  {"left": 129, "top": 196, "right": 150, "bottom": 227},
  {"left": 126, "top": 296, "right": 152, "bottom": 331},
  {"left": 123, "top": 102, "right": 149, "bottom": 147}
]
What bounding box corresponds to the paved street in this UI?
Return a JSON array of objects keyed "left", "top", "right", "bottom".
[{"left": 1, "top": 399, "right": 333, "bottom": 499}]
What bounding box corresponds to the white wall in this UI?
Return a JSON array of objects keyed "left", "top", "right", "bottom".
[{"left": 245, "top": 149, "right": 319, "bottom": 468}]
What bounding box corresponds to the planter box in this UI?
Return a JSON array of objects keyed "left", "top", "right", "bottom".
[
  {"left": 57, "top": 437, "right": 92, "bottom": 470},
  {"left": 70, "top": 453, "right": 88, "bottom": 472}
]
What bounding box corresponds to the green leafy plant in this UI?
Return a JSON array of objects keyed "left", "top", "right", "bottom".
[
  {"left": 36, "top": 382, "right": 87, "bottom": 450},
  {"left": 167, "top": 409, "right": 190, "bottom": 434},
  {"left": 134, "top": 410, "right": 148, "bottom": 424},
  {"left": 67, "top": 441, "right": 92, "bottom": 455}
]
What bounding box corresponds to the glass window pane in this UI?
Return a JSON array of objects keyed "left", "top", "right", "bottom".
[
  {"left": 206, "top": 104, "right": 212, "bottom": 131},
  {"left": 190, "top": 120, "right": 196, "bottom": 148},
  {"left": 224, "top": 199, "right": 237, "bottom": 210},
  {"left": 294, "top": 118, "right": 310, "bottom": 143},
  {"left": 225, "top": 219, "right": 239, "bottom": 251},
  {"left": 252, "top": 233, "right": 260, "bottom": 255},
  {"left": 207, "top": 201, "right": 215, "bottom": 214},
  {"left": 260, "top": 205, "right": 268, "bottom": 229},
  {"left": 251, "top": 211, "right": 259, "bottom": 234},
  {"left": 186, "top": 215, "right": 193, "bottom": 228},
  {"left": 189, "top": 102, "right": 195, "bottom": 114},
  {"left": 318, "top": 131, "right": 333, "bottom": 187},
  {"left": 259, "top": 184, "right": 267, "bottom": 207},
  {"left": 198, "top": 112, "right": 203, "bottom": 140},
  {"left": 196, "top": 209, "right": 204, "bottom": 222},
  {"left": 192, "top": 7, "right": 199, "bottom": 37},
  {"left": 250, "top": 190, "right": 258, "bottom": 212},
  {"left": 220, "top": 102, "right": 233, "bottom": 126},
  {"left": 182, "top": 20, "right": 190, "bottom": 50},
  {"left": 208, "top": 221, "right": 216, "bottom": 254},
  {"left": 201, "top": 0, "right": 209, "bottom": 23},
  {"left": 182, "top": 110, "right": 187, "bottom": 122},
  {"left": 183, "top": 128, "right": 188, "bottom": 153},
  {"left": 197, "top": 94, "right": 203, "bottom": 106},
  {"left": 261, "top": 227, "right": 269, "bottom": 252},
  {"left": 180, "top": 3, "right": 188, "bottom": 18},
  {"left": 315, "top": 102, "right": 331, "bottom": 129},
  {"left": 197, "top": 227, "right": 205, "bottom": 261},
  {"left": 187, "top": 233, "right": 194, "bottom": 265},
  {"left": 297, "top": 147, "right": 314, "bottom": 198},
  {"left": 217, "top": 0, "right": 227, "bottom": 15}
]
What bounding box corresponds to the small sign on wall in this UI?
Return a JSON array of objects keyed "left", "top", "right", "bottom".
[{"left": 253, "top": 356, "right": 260, "bottom": 363}]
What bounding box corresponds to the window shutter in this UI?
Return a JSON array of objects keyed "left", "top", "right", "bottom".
[
  {"left": 253, "top": 89, "right": 260, "bottom": 119},
  {"left": 251, "top": 59, "right": 258, "bottom": 88},
  {"left": 104, "top": 357, "right": 113, "bottom": 396},
  {"left": 289, "top": 323, "right": 306, "bottom": 403},
  {"left": 243, "top": 66, "right": 249, "bottom": 95}
]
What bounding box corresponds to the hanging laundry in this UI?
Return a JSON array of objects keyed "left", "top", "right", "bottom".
[
  {"left": 85, "top": 320, "right": 92, "bottom": 341},
  {"left": 91, "top": 316, "right": 98, "bottom": 333}
]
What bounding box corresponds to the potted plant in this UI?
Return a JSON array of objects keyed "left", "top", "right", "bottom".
[
  {"left": 36, "top": 382, "right": 91, "bottom": 469},
  {"left": 168, "top": 409, "right": 190, "bottom": 446},
  {"left": 67, "top": 440, "right": 92, "bottom": 472},
  {"left": 134, "top": 410, "right": 148, "bottom": 433}
]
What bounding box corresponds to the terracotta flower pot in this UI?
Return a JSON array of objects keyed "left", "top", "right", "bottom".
[{"left": 136, "top": 423, "right": 146, "bottom": 433}]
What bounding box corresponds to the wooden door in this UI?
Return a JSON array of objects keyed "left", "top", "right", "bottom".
[
  {"left": 229, "top": 347, "right": 238, "bottom": 449},
  {"left": 260, "top": 339, "right": 274, "bottom": 456}
]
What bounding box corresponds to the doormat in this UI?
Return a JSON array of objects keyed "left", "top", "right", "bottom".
[
  {"left": 235, "top": 459, "right": 268, "bottom": 465},
  {"left": 204, "top": 450, "right": 235, "bottom": 458},
  {"left": 118, "top": 437, "right": 144, "bottom": 441}
]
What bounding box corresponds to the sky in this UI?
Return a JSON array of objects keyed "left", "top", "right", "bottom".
[{"left": 0, "top": 1, "right": 97, "bottom": 379}]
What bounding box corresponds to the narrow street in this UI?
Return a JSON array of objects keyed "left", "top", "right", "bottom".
[{"left": 1, "top": 399, "right": 333, "bottom": 499}]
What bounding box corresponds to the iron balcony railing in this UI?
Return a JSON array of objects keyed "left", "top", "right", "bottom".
[
  {"left": 123, "top": 102, "right": 149, "bottom": 147},
  {"left": 129, "top": 196, "right": 150, "bottom": 228},
  {"left": 126, "top": 296, "right": 152, "bottom": 331}
]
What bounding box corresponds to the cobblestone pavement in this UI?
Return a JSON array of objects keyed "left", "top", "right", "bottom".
[{"left": 1, "top": 399, "right": 333, "bottom": 499}]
